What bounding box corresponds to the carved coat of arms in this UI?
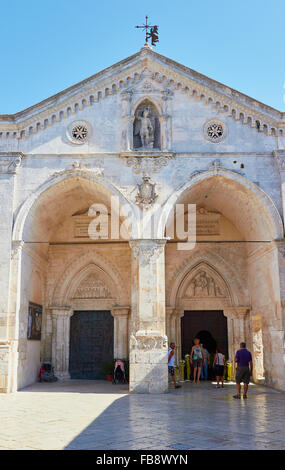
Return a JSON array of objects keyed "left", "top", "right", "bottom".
[{"left": 135, "top": 175, "right": 158, "bottom": 210}]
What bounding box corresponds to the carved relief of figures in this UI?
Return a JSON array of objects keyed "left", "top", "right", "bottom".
[
  {"left": 133, "top": 100, "right": 161, "bottom": 150},
  {"left": 186, "top": 271, "right": 225, "bottom": 298},
  {"left": 74, "top": 274, "right": 111, "bottom": 299}
]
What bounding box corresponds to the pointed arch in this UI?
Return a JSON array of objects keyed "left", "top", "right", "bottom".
[
  {"left": 51, "top": 249, "right": 129, "bottom": 306},
  {"left": 13, "top": 168, "right": 139, "bottom": 242},
  {"left": 167, "top": 247, "right": 247, "bottom": 308},
  {"left": 158, "top": 168, "right": 283, "bottom": 241}
]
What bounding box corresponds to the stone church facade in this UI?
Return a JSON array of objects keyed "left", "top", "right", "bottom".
[{"left": 1, "top": 45, "right": 285, "bottom": 393}]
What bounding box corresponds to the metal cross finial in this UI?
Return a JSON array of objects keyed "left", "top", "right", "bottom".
[{"left": 135, "top": 15, "right": 159, "bottom": 47}]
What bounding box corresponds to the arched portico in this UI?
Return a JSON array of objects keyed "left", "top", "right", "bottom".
[
  {"left": 162, "top": 169, "right": 285, "bottom": 390},
  {"left": 10, "top": 170, "right": 134, "bottom": 391}
]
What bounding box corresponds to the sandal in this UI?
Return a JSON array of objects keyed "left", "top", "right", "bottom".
[
  {"left": 243, "top": 395, "right": 247, "bottom": 399},
  {"left": 233, "top": 394, "right": 241, "bottom": 399}
]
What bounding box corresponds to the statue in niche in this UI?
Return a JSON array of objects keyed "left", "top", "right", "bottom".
[{"left": 133, "top": 101, "right": 161, "bottom": 150}]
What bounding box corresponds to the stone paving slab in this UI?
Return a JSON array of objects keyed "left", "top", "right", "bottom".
[{"left": 0, "top": 380, "right": 284, "bottom": 450}]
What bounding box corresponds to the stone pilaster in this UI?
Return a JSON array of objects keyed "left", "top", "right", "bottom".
[
  {"left": 0, "top": 154, "right": 22, "bottom": 392},
  {"left": 129, "top": 239, "right": 168, "bottom": 393},
  {"left": 51, "top": 307, "right": 72, "bottom": 379},
  {"left": 224, "top": 307, "right": 250, "bottom": 374},
  {"left": 112, "top": 307, "right": 130, "bottom": 359}
]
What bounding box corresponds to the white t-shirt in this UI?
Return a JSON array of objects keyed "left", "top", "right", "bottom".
[{"left": 168, "top": 347, "right": 175, "bottom": 366}]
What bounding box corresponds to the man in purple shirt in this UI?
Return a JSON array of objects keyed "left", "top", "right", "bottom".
[{"left": 233, "top": 342, "right": 253, "bottom": 399}]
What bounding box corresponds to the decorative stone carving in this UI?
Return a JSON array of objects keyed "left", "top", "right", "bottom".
[
  {"left": 141, "top": 245, "right": 164, "bottom": 266},
  {"left": 130, "top": 331, "right": 168, "bottom": 351},
  {"left": 208, "top": 159, "right": 224, "bottom": 171},
  {"left": 185, "top": 270, "right": 225, "bottom": 298},
  {"left": 0, "top": 155, "right": 22, "bottom": 174},
  {"left": 66, "top": 120, "right": 92, "bottom": 145},
  {"left": 52, "top": 162, "right": 104, "bottom": 178},
  {"left": 121, "top": 153, "right": 174, "bottom": 174},
  {"left": 203, "top": 119, "right": 227, "bottom": 143},
  {"left": 73, "top": 274, "right": 111, "bottom": 299},
  {"left": 135, "top": 175, "right": 158, "bottom": 210}
]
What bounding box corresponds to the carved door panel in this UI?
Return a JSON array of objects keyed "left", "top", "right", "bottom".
[
  {"left": 69, "top": 311, "right": 114, "bottom": 379},
  {"left": 181, "top": 310, "right": 228, "bottom": 357}
]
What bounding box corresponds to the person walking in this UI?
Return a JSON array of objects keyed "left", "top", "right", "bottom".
[
  {"left": 213, "top": 348, "right": 225, "bottom": 388},
  {"left": 200, "top": 344, "right": 209, "bottom": 381},
  {"left": 233, "top": 342, "right": 253, "bottom": 399},
  {"left": 190, "top": 338, "right": 204, "bottom": 383},
  {"left": 168, "top": 342, "right": 181, "bottom": 389}
]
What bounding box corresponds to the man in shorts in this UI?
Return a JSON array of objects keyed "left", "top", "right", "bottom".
[
  {"left": 233, "top": 342, "right": 253, "bottom": 399},
  {"left": 168, "top": 342, "right": 181, "bottom": 389}
]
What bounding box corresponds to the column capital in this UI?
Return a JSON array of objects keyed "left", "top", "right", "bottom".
[
  {"left": 224, "top": 306, "right": 250, "bottom": 319},
  {"left": 111, "top": 306, "right": 130, "bottom": 317},
  {"left": 129, "top": 239, "right": 167, "bottom": 264},
  {"left": 49, "top": 306, "right": 72, "bottom": 318}
]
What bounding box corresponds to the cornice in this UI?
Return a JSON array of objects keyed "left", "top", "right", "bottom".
[{"left": 0, "top": 48, "right": 284, "bottom": 142}]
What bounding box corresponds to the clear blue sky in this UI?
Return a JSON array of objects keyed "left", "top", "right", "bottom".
[{"left": 1, "top": 0, "right": 285, "bottom": 114}]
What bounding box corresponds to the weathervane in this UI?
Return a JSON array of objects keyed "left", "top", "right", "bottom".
[{"left": 135, "top": 15, "right": 159, "bottom": 47}]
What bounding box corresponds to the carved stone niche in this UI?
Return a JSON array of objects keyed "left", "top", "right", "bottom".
[
  {"left": 120, "top": 76, "right": 173, "bottom": 153},
  {"left": 133, "top": 100, "right": 161, "bottom": 150}
]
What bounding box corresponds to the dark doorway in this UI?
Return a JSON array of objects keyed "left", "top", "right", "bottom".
[
  {"left": 181, "top": 310, "right": 228, "bottom": 357},
  {"left": 69, "top": 310, "right": 114, "bottom": 379}
]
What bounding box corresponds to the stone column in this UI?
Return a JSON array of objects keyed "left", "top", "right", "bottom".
[
  {"left": 51, "top": 307, "right": 72, "bottom": 379},
  {"left": 112, "top": 307, "right": 130, "bottom": 359},
  {"left": 129, "top": 239, "right": 168, "bottom": 393},
  {"left": 0, "top": 154, "right": 22, "bottom": 393},
  {"left": 175, "top": 310, "right": 185, "bottom": 361}
]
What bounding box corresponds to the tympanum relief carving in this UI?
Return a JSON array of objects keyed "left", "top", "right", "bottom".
[
  {"left": 185, "top": 270, "right": 225, "bottom": 298},
  {"left": 73, "top": 274, "right": 112, "bottom": 299}
]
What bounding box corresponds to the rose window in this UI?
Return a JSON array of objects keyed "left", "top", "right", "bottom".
[
  {"left": 66, "top": 120, "right": 91, "bottom": 144},
  {"left": 72, "top": 124, "right": 88, "bottom": 142},
  {"left": 204, "top": 120, "right": 226, "bottom": 143}
]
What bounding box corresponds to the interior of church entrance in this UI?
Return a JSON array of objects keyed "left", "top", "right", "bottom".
[
  {"left": 181, "top": 310, "right": 228, "bottom": 380},
  {"left": 181, "top": 311, "right": 228, "bottom": 357},
  {"left": 69, "top": 311, "right": 114, "bottom": 379}
]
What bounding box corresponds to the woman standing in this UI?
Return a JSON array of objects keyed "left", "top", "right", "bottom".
[
  {"left": 190, "top": 338, "right": 204, "bottom": 383},
  {"left": 213, "top": 348, "right": 226, "bottom": 388}
]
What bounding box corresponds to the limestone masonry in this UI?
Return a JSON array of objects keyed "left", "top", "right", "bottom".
[{"left": 0, "top": 46, "right": 285, "bottom": 393}]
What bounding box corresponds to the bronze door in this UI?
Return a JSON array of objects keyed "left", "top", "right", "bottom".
[{"left": 69, "top": 310, "right": 114, "bottom": 379}]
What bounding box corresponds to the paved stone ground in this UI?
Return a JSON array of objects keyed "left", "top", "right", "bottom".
[{"left": 0, "top": 380, "right": 284, "bottom": 450}]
